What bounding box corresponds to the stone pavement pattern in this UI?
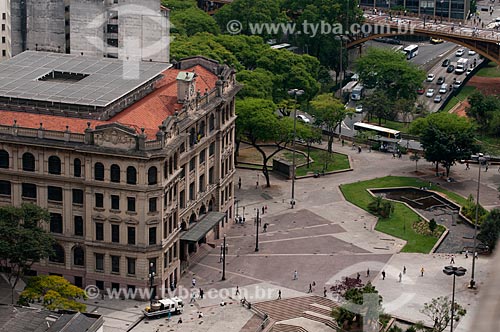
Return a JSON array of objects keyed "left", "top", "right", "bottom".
[{"left": 82, "top": 141, "right": 499, "bottom": 331}]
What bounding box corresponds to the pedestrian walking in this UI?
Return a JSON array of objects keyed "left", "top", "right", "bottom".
[
  {"left": 262, "top": 206, "right": 265, "bottom": 214},
  {"left": 293, "top": 270, "right": 298, "bottom": 280},
  {"left": 403, "top": 266, "right": 406, "bottom": 274},
  {"left": 421, "top": 267, "right": 425, "bottom": 277},
  {"left": 399, "top": 272, "right": 402, "bottom": 282},
  {"left": 190, "top": 292, "right": 197, "bottom": 303},
  {"left": 278, "top": 290, "right": 282, "bottom": 299},
  {"left": 178, "top": 317, "right": 183, "bottom": 324},
  {"left": 323, "top": 287, "right": 327, "bottom": 297},
  {"left": 358, "top": 146, "right": 362, "bottom": 153},
  {"left": 192, "top": 278, "right": 196, "bottom": 287},
  {"left": 238, "top": 177, "right": 242, "bottom": 189},
  {"left": 256, "top": 181, "right": 259, "bottom": 189},
  {"left": 236, "top": 286, "right": 240, "bottom": 296},
  {"left": 465, "top": 250, "right": 469, "bottom": 259},
  {"left": 199, "top": 288, "right": 204, "bottom": 299},
  {"left": 474, "top": 252, "right": 478, "bottom": 259},
  {"left": 382, "top": 271, "right": 386, "bottom": 280},
  {"left": 465, "top": 162, "right": 470, "bottom": 170},
  {"left": 342, "top": 139, "right": 345, "bottom": 147},
  {"left": 308, "top": 283, "right": 313, "bottom": 293},
  {"left": 485, "top": 164, "right": 489, "bottom": 172},
  {"left": 366, "top": 268, "right": 370, "bottom": 277},
  {"left": 450, "top": 255, "right": 455, "bottom": 264},
  {"left": 357, "top": 272, "right": 361, "bottom": 281}
]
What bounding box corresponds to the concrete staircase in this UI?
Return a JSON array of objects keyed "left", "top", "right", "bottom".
[{"left": 253, "top": 296, "right": 339, "bottom": 331}]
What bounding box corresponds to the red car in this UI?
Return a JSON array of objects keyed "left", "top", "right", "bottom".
[{"left": 417, "top": 87, "right": 425, "bottom": 95}]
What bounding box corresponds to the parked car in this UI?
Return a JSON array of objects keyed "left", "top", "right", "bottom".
[
  {"left": 468, "top": 50, "right": 477, "bottom": 56},
  {"left": 442, "top": 59, "right": 450, "bottom": 67},
  {"left": 426, "top": 88, "right": 435, "bottom": 97},
  {"left": 455, "top": 48, "right": 465, "bottom": 56},
  {"left": 447, "top": 65, "right": 455, "bottom": 73},
  {"left": 426, "top": 73, "right": 436, "bottom": 82},
  {"left": 434, "top": 95, "right": 442, "bottom": 103},
  {"left": 296, "top": 114, "right": 311, "bottom": 123},
  {"left": 437, "top": 76, "right": 445, "bottom": 84}
]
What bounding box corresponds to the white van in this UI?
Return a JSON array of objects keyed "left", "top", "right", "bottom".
[{"left": 439, "top": 83, "right": 448, "bottom": 94}]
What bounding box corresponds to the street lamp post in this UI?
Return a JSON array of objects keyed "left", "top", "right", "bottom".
[
  {"left": 254, "top": 208, "right": 260, "bottom": 252},
  {"left": 443, "top": 266, "right": 467, "bottom": 332},
  {"left": 222, "top": 234, "right": 227, "bottom": 280},
  {"left": 440, "top": 0, "right": 444, "bottom": 23},
  {"left": 148, "top": 262, "right": 155, "bottom": 306},
  {"left": 469, "top": 153, "right": 490, "bottom": 288},
  {"left": 287, "top": 89, "right": 304, "bottom": 209}
]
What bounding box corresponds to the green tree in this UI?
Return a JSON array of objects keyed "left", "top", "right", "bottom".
[
  {"left": 236, "top": 69, "right": 275, "bottom": 100},
  {"left": 363, "top": 90, "right": 394, "bottom": 125},
  {"left": 296, "top": 124, "right": 322, "bottom": 168},
  {"left": 477, "top": 209, "right": 500, "bottom": 252},
  {"left": 410, "top": 153, "right": 421, "bottom": 172},
  {"left": 19, "top": 275, "right": 87, "bottom": 312},
  {"left": 429, "top": 218, "right": 438, "bottom": 234},
  {"left": 170, "top": 7, "right": 220, "bottom": 36},
  {"left": 466, "top": 91, "right": 500, "bottom": 135},
  {"left": 420, "top": 296, "right": 466, "bottom": 332},
  {"left": 236, "top": 98, "right": 295, "bottom": 187},
  {"left": 214, "top": 34, "right": 268, "bottom": 69},
  {"left": 409, "top": 113, "right": 479, "bottom": 177},
  {"left": 355, "top": 47, "right": 426, "bottom": 101},
  {"left": 309, "top": 93, "right": 351, "bottom": 153},
  {"left": 0, "top": 204, "right": 55, "bottom": 304}
]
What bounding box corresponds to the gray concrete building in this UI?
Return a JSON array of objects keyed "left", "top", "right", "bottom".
[{"left": 0, "top": 51, "right": 239, "bottom": 295}]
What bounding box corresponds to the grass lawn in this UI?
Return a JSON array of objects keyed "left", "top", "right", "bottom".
[
  {"left": 283, "top": 148, "right": 350, "bottom": 176},
  {"left": 340, "top": 176, "right": 467, "bottom": 253},
  {"left": 476, "top": 135, "right": 500, "bottom": 156},
  {"left": 367, "top": 118, "right": 410, "bottom": 133},
  {"left": 442, "top": 86, "right": 477, "bottom": 112},
  {"left": 476, "top": 61, "right": 500, "bottom": 78}
]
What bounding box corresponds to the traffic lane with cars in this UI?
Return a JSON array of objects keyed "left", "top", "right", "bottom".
[{"left": 419, "top": 47, "right": 481, "bottom": 113}]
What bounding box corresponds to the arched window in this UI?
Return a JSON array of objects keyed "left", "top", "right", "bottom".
[
  {"left": 48, "top": 156, "right": 61, "bottom": 175},
  {"left": 126, "top": 166, "right": 137, "bottom": 185},
  {"left": 148, "top": 166, "right": 157, "bottom": 185},
  {"left": 22, "top": 152, "right": 35, "bottom": 172},
  {"left": 49, "top": 243, "right": 65, "bottom": 264},
  {"left": 0, "top": 150, "right": 9, "bottom": 168},
  {"left": 209, "top": 114, "right": 215, "bottom": 131},
  {"left": 73, "top": 246, "right": 85, "bottom": 266},
  {"left": 110, "top": 164, "right": 121, "bottom": 183},
  {"left": 94, "top": 162, "right": 104, "bottom": 181},
  {"left": 74, "top": 158, "right": 82, "bottom": 177}
]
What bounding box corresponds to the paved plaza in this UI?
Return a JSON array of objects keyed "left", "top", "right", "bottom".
[{"left": 81, "top": 141, "right": 499, "bottom": 331}]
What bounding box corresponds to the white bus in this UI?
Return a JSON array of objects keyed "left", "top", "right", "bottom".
[
  {"left": 403, "top": 44, "right": 419, "bottom": 60},
  {"left": 353, "top": 122, "right": 401, "bottom": 139}
]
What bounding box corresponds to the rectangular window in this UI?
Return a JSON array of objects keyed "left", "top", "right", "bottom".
[
  {"left": 127, "top": 257, "right": 136, "bottom": 275},
  {"left": 111, "top": 224, "right": 120, "bottom": 243},
  {"left": 95, "top": 280, "right": 104, "bottom": 290},
  {"left": 179, "top": 190, "right": 185, "bottom": 209},
  {"left": 180, "top": 165, "right": 185, "bottom": 179},
  {"left": 199, "top": 149, "right": 206, "bottom": 164},
  {"left": 111, "top": 195, "right": 119, "bottom": 210},
  {"left": 111, "top": 255, "right": 120, "bottom": 273},
  {"left": 127, "top": 226, "right": 136, "bottom": 245},
  {"left": 72, "top": 189, "right": 84, "bottom": 204},
  {"left": 95, "top": 193, "right": 104, "bottom": 208},
  {"left": 209, "top": 167, "right": 214, "bottom": 184},
  {"left": 189, "top": 157, "right": 195, "bottom": 172},
  {"left": 149, "top": 197, "right": 157, "bottom": 212},
  {"left": 127, "top": 197, "right": 136, "bottom": 212},
  {"left": 74, "top": 216, "right": 84, "bottom": 236},
  {"left": 209, "top": 142, "right": 215, "bottom": 156},
  {"left": 96, "top": 222, "right": 104, "bottom": 241},
  {"left": 22, "top": 183, "right": 36, "bottom": 198},
  {"left": 1, "top": 37, "right": 5, "bottom": 44},
  {"left": 95, "top": 253, "right": 104, "bottom": 271},
  {"left": 47, "top": 186, "right": 63, "bottom": 201},
  {"left": 1, "top": 50, "right": 5, "bottom": 57},
  {"left": 2, "top": 13, "right": 5, "bottom": 20},
  {"left": 1, "top": 24, "right": 5, "bottom": 31},
  {"left": 50, "top": 213, "right": 63, "bottom": 233},
  {"left": 174, "top": 242, "right": 178, "bottom": 258},
  {"left": 189, "top": 182, "right": 195, "bottom": 201},
  {"left": 199, "top": 174, "right": 205, "bottom": 192},
  {"left": 149, "top": 227, "right": 157, "bottom": 245}
]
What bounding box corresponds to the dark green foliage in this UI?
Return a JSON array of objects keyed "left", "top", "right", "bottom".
[
  {"left": 429, "top": 218, "right": 437, "bottom": 233},
  {"left": 477, "top": 209, "right": 500, "bottom": 251}
]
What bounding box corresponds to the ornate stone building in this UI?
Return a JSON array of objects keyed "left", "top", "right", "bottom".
[{"left": 0, "top": 51, "right": 240, "bottom": 295}]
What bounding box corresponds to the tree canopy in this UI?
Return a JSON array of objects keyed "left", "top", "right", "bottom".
[
  {"left": 309, "top": 93, "right": 351, "bottom": 152},
  {"left": 170, "top": 7, "right": 220, "bottom": 36},
  {"left": 0, "top": 204, "right": 55, "bottom": 303},
  {"left": 466, "top": 91, "right": 500, "bottom": 136},
  {"left": 355, "top": 47, "right": 426, "bottom": 101},
  {"left": 477, "top": 209, "right": 500, "bottom": 252},
  {"left": 19, "top": 275, "right": 87, "bottom": 312},
  {"left": 409, "top": 113, "right": 479, "bottom": 176}
]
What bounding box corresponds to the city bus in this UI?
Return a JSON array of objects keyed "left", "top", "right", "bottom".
[
  {"left": 403, "top": 44, "right": 419, "bottom": 60},
  {"left": 353, "top": 122, "right": 401, "bottom": 139}
]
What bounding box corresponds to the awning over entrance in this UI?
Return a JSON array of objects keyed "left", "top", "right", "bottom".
[{"left": 180, "top": 212, "right": 225, "bottom": 243}]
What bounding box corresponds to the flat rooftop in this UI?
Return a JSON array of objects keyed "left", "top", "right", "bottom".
[{"left": 0, "top": 51, "right": 170, "bottom": 107}]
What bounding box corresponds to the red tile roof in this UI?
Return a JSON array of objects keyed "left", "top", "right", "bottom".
[{"left": 0, "top": 65, "right": 219, "bottom": 140}]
